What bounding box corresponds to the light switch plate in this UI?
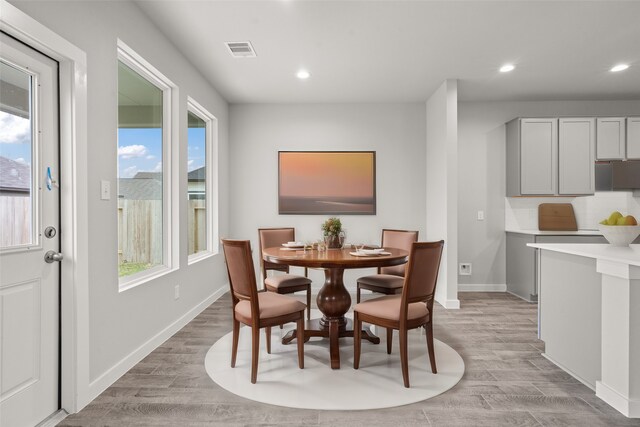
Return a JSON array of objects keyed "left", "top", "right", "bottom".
[{"left": 100, "top": 180, "right": 110, "bottom": 200}]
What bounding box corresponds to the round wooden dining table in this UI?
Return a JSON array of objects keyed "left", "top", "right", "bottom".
[{"left": 262, "top": 246, "right": 409, "bottom": 369}]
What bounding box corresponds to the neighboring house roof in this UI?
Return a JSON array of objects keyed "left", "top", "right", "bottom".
[
  {"left": 188, "top": 166, "right": 205, "bottom": 181},
  {"left": 118, "top": 177, "right": 162, "bottom": 200},
  {"left": 0, "top": 156, "right": 30, "bottom": 193},
  {"left": 133, "top": 171, "right": 162, "bottom": 180},
  {"left": 119, "top": 168, "right": 204, "bottom": 200}
]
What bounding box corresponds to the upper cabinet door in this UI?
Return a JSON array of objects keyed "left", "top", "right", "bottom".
[
  {"left": 520, "top": 119, "right": 558, "bottom": 195},
  {"left": 626, "top": 117, "right": 640, "bottom": 160},
  {"left": 596, "top": 117, "right": 626, "bottom": 160},
  {"left": 558, "top": 118, "right": 595, "bottom": 195}
]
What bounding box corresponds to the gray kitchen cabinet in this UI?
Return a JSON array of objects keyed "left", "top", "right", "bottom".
[
  {"left": 507, "top": 118, "right": 558, "bottom": 196},
  {"left": 596, "top": 117, "right": 626, "bottom": 160},
  {"left": 558, "top": 118, "right": 595, "bottom": 195},
  {"left": 505, "top": 232, "right": 606, "bottom": 302},
  {"left": 627, "top": 117, "right": 640, "bottom": 159},
  {"left": 507, "top": 117, "right": 594, "bottom": 196},
  {"left": 506, "top": 233, "right": 537, "bottom": 302}
]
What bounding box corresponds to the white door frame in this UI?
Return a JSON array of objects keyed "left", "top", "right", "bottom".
[{"left": 1, "top": 0, "right": 90, "bottom": 413}]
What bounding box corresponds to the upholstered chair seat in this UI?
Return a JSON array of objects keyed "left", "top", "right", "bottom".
[
  {"left": 353, "top": 295, "right": 428, "bottom": 322},
  {"left": 235, "top": 292, "right": 307, "bottom": 323},
  {"left": 264, "top": 274, "right": 312, "bottom": 290},
  {"left": 355, "top": 274, "right": 404, "bottom": 291}
]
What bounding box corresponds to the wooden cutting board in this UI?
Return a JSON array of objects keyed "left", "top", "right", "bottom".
[{"left": 538, "top": 203, "right": 578, "bottom": 231}]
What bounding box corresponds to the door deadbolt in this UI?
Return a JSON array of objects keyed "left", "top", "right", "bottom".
[
  {"left": 44, "top": 251, "right": 63, "bottom": 263},
  {"left": 44, "top": 226, "right": 57, "bottom": 239}
]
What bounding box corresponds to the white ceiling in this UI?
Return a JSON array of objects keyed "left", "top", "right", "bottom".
[{"left": 134, "top": 0, "right": 640, "bottom": 104}]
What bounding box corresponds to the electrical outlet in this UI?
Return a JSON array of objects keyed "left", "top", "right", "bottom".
[
  {"left": 174, "top": 284, "right": 180, "bottom": 300},
  {"left": 477, "top": 210, "right": 484, "bottom": 221},
  {"left": 459, "top": 263, "right": 472, "bottom": 275}
]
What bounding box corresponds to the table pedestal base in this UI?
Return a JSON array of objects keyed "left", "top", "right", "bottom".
[{"left": 282, "top": 318, "right": 380, "bottom": 369}]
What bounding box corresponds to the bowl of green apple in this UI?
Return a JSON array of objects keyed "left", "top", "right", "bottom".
[{"left": 598, "top": 211, "right": 640, "bottom": 246}]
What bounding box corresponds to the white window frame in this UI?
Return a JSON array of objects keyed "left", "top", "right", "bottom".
[
  {"left": 187, "top": 97, "right": 218, "bottom": 264},
  {"left": 117, "top": 40, "right": 178, "bottom": 291},
  {"left": 0, "top": 58, "right": 40, "bottom": 254}
]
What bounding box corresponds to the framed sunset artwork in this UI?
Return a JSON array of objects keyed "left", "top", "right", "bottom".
[{"left": 278, "top": 151, "right": 376, "bottom": 215}]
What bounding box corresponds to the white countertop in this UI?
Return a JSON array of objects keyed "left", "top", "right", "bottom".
[
  {"left": 527, "top": 243, "right": 640, "bottom": 267},
  {"left": 507, "top": 229, "right": 603, "bottom": 236}
]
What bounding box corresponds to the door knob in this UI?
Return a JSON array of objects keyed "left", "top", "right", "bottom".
[{"left": 44, "top": 251, "right": 64, "bottom": 263}]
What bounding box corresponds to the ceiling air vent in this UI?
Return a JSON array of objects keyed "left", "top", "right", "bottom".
[{"left": 225, "top": 41, "right": 256, "bottom": 58}]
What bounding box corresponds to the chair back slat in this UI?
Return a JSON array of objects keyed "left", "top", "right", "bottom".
[
  {"left": 222, "top": 239, "right": 258, "bottom": 304},
  {"left": 379, "top": 229, "right": 419, "bottom": 276},
  {"left": 258, "top": 228, "right": 295, "bottom": 274},
  {"left": 402, "top": 241, "right": 444, "bottom": 304}
]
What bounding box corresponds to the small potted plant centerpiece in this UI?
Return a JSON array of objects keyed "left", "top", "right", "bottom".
[{"left": 321, "top": 217, "right": 345, "bottom": 249}]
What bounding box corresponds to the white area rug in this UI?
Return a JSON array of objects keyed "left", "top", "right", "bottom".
[{"left": 205, "top": 310, "right": 465, "bottom": 410}]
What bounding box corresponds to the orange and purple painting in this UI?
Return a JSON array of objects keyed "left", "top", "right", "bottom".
[{"left": 279, "top": 151, "right": 376, "bottom": 214}]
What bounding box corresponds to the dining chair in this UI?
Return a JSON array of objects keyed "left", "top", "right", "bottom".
[
  {"left": 356, "top": 229, "right": 419, "bottom": 303},
  {"left": 222, "top": 239, "right": 306, "bottom": 384},
  {"left": 353, "top": 240, "right": 444, "bottom": 388},
  {"left": 258, "top": 227, "right": 312, "bottom": 320}
]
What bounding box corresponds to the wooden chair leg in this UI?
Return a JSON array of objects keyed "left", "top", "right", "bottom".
[
  {"left": 386, "top": 328, "right": 393, "bottom": 354},
  {"left": 353, "top": 312, "right": 361, "bottom": 369},
  {"left": 296, "top": 316, "right": 304, "bottom": 369},
  {"left": 425, "top": 321, "right": 437, "bottom": 374},
  {"left": 399, "top": 327, "right": 410, "bottom": 388},
  {"left": 265, "top": 326, "right": 271, "bottom": 354},
  {"left": 231, "top": 319, "right": 239, "bottom": 368},
  {"left": 356, "top": 285, "right": 361, "bottom": 303},
  {"left": 306, "top": 286, "right": 311, "bottom": 320},
  {"left": 251, "top": 326, "right": 260, "bottom": 384}
]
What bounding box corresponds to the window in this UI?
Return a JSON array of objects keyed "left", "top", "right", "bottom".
[
  {"left": 0, "top": 61, "right": 35, "bottom": 249},
  {"left": 117, "top": 41, "right": 175, "bottom": 287},
  {"left": 187, "top": 98, "right": 218, "bottom": 262}
]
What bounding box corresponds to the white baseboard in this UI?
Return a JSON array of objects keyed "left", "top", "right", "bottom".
[
  {"left": 458, "top": 283, "right": 507, "bottom": 292},
  {"left": 506, "top": 290, "right": 538, "bottom": 303},
  {"left": 86, "top": 285, "right": 227, "bottom": 404},
  {"left": 444, "top": 299, "right": 460, "bottom": 309},
  {"left": 435, "top": 298, "right": 460, "bottom": 309},
  {"left": 596, "top": 380, "right": 640, "bottom": 418},
  {"left": 37, "top": 410, "right": 68, "bottom": 427}
]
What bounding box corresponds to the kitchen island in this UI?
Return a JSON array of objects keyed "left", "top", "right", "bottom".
[{"left": 527, "top": 243, "right": 640, "bottom": 418}]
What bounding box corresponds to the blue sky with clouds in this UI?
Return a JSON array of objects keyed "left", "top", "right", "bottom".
[
  {"left": 116, "top": 127, "right": 206, "bottom": 178},
  {"left": 0, "top": 111, "right": 32, "bottom": 165},
  {"left": 117, "top": 128, "right": 162, "bottom": 178},
  {"left": 1, "top": 111, "right": 206, "bottom": 175}
]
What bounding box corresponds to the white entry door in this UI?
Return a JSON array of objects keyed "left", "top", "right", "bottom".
[{"left": 0, "top": 32, "right": 60, "bottom": 427}]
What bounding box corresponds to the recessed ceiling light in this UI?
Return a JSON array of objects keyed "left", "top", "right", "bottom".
[
  {"left": 499, "top": 64, "right": 515, "bottom": 73},
  {"left": 296, "top": 70, "right": 311, "bottom": 80},
  {"left": 610, "top": 64, "right": 629, "bottom": 72}
]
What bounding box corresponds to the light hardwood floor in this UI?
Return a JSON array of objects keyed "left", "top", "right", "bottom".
[{"left": 58, "top": 292, "right": 640, "bottom": 426}]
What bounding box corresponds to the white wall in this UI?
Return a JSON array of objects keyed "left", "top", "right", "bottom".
[
  {"left": 229, "top": 103, "right": 426, "bottom": 289},
  {"left": 458, "top": 100, "right": 640, "bottom": 287},
  {"left": 426, "top": 80, "right": 459, "bottom": 308},
  {"left": 10, "top": 0, "right": 230, "bottom": 401}
]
